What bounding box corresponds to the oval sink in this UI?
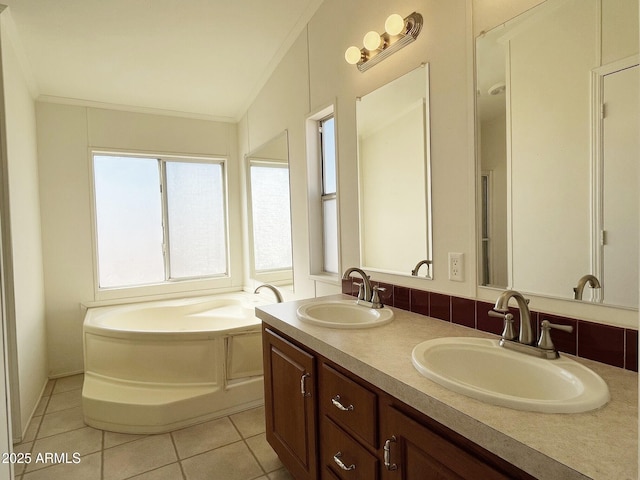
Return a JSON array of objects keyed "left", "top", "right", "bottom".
[
  {"left": 411, "top": 337, "right": 610, "bottom": 413},
  {"left": 296, "top": 300, "right": 394, "bottom": 329}
]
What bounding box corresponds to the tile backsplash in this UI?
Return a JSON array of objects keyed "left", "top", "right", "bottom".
[{"left": 343, "top": 279, "right": 638, "bottom": 372}]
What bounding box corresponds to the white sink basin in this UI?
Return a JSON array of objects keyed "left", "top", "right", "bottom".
[
  {"left": 296, "top": 300, "right": 394, "bottom": 329},
  {"left": 411, "top": 337, "right": 610, "bottom": 413}
]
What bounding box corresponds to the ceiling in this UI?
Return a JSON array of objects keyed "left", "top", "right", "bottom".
[{"left": 1, "top": 0, "right": 323, "bottom": 121}]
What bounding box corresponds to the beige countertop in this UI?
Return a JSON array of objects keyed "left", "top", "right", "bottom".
[{"left": 256, "top": 294, "right": 638, "bottom": 480}]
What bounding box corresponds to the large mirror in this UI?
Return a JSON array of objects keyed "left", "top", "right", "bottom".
[
  {"left": 476, "top": 0, "right": 639, "bottom": 308},
  {"left": 357, "top": 65, "right": 433, "bottom": 278},
  {"left": 245, "top": 131, "right": 293, "bottom": 286}
]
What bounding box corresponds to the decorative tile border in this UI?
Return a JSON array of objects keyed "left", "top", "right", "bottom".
[{"left": 342, "top": 279, "right": 638, "bottom": 372}]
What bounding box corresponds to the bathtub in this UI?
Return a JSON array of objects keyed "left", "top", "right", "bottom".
[{"left": 82, "top": 293, "right": 269, "bottom": 434}]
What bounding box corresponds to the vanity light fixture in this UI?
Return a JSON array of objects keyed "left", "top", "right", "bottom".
[{"left": 344, "top": 12, "right": 423, "bottom": 72}]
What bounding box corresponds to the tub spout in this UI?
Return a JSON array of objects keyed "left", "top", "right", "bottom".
[{"left": 254, "top": 284, "right": 284, "bottom": 303}]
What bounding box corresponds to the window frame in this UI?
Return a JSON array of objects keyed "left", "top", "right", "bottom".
[
  {"left": 89, "top": 150, "right": 232, "bottom": 301},
  {"left": 305, "top": 104, "right": 341, "bottom": 282},
  {"left": 318, "top": 114, "right": 339, "bottom": 275}
]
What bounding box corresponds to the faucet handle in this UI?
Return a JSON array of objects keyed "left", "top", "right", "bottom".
[
  {"left": 488, "top": 310, "right": 516, "bottom": 341},
  {"left": 371, "top": 286, "right": 386, "bottom": 308},
  {"left": 537, "top": 320, "right": 574, "bottom": 351},
  {"left": 353, "top": 282, "right": 365, "bottom": 301}
]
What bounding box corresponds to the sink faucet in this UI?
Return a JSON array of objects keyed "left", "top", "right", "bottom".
[
  {"left": 490, "top": 289, "right": 574, "bottom": 359},
  {"left": 492, "top": 289, "right": 533, "bottom": 345},
  {"left": 254, "top": 284, "right": 283, "bottom": 303},
  {"left": 342, "top": 267, "right": 372, "bottom": 302},
  {"left": 342, "top": 267, "right": 385, "bottom": 308},
  {"left": 573, "top": 274, "right": 601, "bottom": 300}
]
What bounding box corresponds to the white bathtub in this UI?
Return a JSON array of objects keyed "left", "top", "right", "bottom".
[{"left": 82, "top": 293, "right": 269, "bottom": 434}]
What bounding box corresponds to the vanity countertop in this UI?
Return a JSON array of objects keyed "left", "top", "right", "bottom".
[{"left": 256, "top": 294, "right": 638, "bottom": 480}]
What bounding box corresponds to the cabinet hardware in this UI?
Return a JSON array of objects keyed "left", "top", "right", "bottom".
[
  {"left": 300, "top": 373, "right": 312, "bottom": 397},
  {"left": 331, "top": 395, "right": 354, "bottom": 411},
  {"left": 384, "top": 436, "right": 398, "bottom": 471},
  {"left": 333, "top": 452, "right": 356, "bottom": 471}
]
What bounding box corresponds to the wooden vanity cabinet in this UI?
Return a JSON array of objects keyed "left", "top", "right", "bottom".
[
  {"left": 262, "top": 324, "right": 535, "bottom": 480},
  {"left": 263, "top": 327, "right": 318, "bottom": 480},
  {"left": 379, "top": 404, "right": 528, "bottom": 480}
]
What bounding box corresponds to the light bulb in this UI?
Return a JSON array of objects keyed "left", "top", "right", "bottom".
[
  {"left": 385, "top": 13, "right": 405, "bottom": 36},
  {"left": 363, "top": 31, "right": 382, "bottom": 51},
  {"left": 344, "top": 46, "right": 362, "bottom": 65}
]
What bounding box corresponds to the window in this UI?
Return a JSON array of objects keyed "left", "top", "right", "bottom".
[
  {"left": 319, "top": 115, "right": 339, "bottom": 274},
  {"left": 249, "top": 162, "right": 293, "bottom": 272},
  {"left": 306, "top": 105, "right": 340, "bottom": 279},
  {"left": 92, "top": 154, "right": 227, "bottom": 289}
]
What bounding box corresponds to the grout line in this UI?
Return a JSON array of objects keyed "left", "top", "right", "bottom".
[
  {"left": 228, "top": 414, "right": 269, "bottom": 478},
  {"left": 100, "top": 429, "right": 105, "bottom": 480},
  {"left": 168, "top": 431, "right": 187, "bottom": 480}
]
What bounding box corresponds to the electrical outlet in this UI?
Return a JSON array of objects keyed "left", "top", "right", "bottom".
[{"left": 448, "top": 252, "right": 464, "bottom": 281}]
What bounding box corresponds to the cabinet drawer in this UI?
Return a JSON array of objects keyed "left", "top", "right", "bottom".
[
  {"left": 321, "top": 417, "right": 378, "bottom": 480},
  {"left": 319, "top": 363, "right": 377, "bottom": 447}
]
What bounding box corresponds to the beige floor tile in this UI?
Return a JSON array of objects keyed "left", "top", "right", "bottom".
[
  {"left": 46, "top": 388, "right": 82, "bottom": 414},
  {"left": 37, "top": 407, "right": 86, "bottom": 439},
  {"left": 128, "top": 462, "right": 184, "bottom": 480},
  {"left": 181, "top": 441, "right": 263, "bottom": 480},
  {"left": 229, "top": 406, "right": 266, "bottom": 438},
  {"left": 52, "top": 374, "right": 84, "bottom": 394},
  {"left": 268, "top": 468, "right": 294, "bottom": 480},
  {"left": 103, "top": 430, "right": 148, "bottom": 449},
  {"left": 27, "top": 427, "right": 102, "bottom": 472},
  {"left": 21, "top": 416, "right": 42, "bottom": 443},
  {"left": 33, "top": 396, "right": 49, "bottom": 417},
  {"left": 22, "top": 451, "right": 100, "bottom": 480},
  {"left": 12, "top": 441, "right": 32, "bottom": 476},
  {"left": 42, "top": 380, "right": 55, "bottom": 397},
  {"left": 103, "top": 433, "right": 177, "bottom": 480},
  {"left": 246, "top": 433, "right": 282, "bottom": 473},
  {"left": 172, "top": 417, "right": 241, "bottom": 459}
]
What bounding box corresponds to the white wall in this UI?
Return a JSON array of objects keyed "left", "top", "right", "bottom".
[
  {"left": 36, "top": 104, "right": 239, "bottom": 376},
  {"left": 0, "top": 9, "right": 48, "bottom": 439}
]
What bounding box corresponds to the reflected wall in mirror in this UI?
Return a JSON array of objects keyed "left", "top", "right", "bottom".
[
  {"left": 476, "top": 0, "right": 638, "bottom": 308},
  {"left": 357, "top": 64, "right": 433, "bottom": 278},
  {"left": 246, "top": 131, "right": 293, "bottom": 285}
]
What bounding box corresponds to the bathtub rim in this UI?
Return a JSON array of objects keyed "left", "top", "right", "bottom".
[{"left": 83, "top": 292, "right": 271, "bottom": 340}]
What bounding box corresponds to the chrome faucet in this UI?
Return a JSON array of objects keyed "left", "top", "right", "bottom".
[
  {"left": 342, "top": 267, "right": 385, "bottom": 308},
  {"left": 411, "top": 260, "right": 431, "bottom": 277},
  {"left": 254, "top": 284, "right": 283, "bottom": 303},
  {"left": 493, "top": 289, "right": 533, "bottom": 345},
  {"left": 573, "top": 274, "right": 601, "bottom": 300},
  {"left": 490, "top": 289, "right": 574, "bottom": 359}
]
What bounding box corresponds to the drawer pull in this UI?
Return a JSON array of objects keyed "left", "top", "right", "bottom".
[
  {"left": 333, "top": 452, "right": 356, "bottom": 471},
  {"left": 300, "top": 373, "right": 311, "bottom": 397},
  {"left": 384, "top": 436, "right": 398, "bottom": 471},
  {"left": 331, "top": 395, "right": 354, "bottom": 412}
]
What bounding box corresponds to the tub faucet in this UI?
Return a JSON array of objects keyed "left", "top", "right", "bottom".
[
  {"left": 573, "top": 274, "right": 601, "bottom": 300},
  {"left": 492, "top": 289, "right": 533, "bottom": 345},
  {"left": 411, "top": 260, "right": 431, "bottom": 277},
  {"left": 254, "top": 284, "right": 283, "bottom": 303}
]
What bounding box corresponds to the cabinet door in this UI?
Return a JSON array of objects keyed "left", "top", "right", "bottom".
[
  {"left": 381, "top": 406, "right": 511, "bottom": 480},
  {"left": 263, "top": 327, "right": 318, "bottom": 480}
]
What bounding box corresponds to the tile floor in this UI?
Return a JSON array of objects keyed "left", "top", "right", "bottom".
[{"left": 13, "top": 374, "right": 294, "bottom": 480}]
